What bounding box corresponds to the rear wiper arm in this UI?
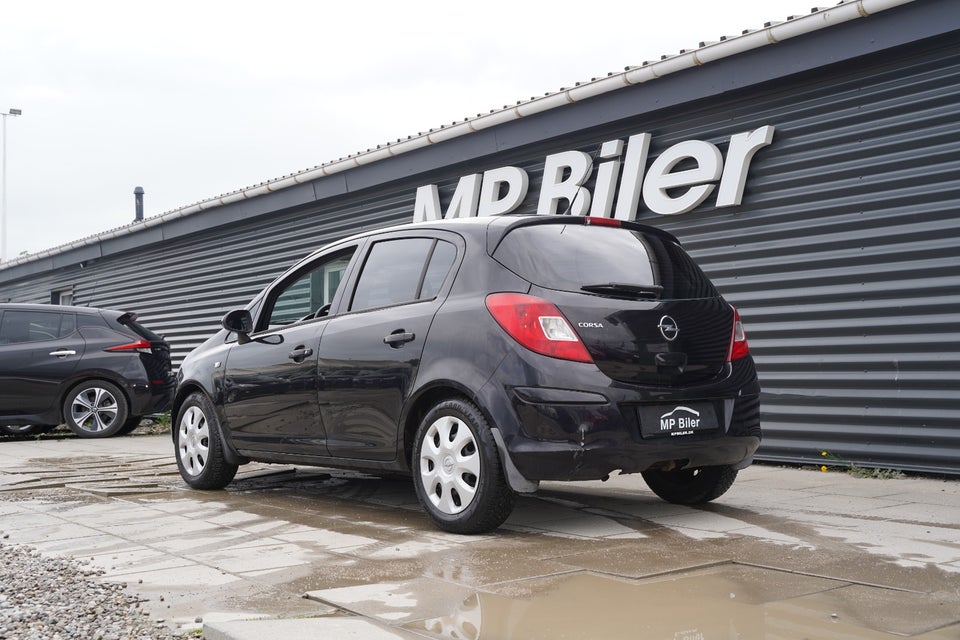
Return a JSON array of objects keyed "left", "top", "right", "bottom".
[{"left": 580, "top": 283, "right": 663, "bottom": 300}]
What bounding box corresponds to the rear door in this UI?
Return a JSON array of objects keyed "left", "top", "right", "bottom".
[
  {"left": 0, "top": 309, "right": 84, "bottom": 417},
  {"left": 318, "top": 232, "right": 460, "bottom": 461}
]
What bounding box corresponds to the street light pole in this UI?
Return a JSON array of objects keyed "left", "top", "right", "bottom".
[{"left": 1, "top": 108, "right": 23, "bottom": 263}]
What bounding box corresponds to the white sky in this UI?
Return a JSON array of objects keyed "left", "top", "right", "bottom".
[{"left": 1, "top": 0, "right": 812, "bottom": 259}]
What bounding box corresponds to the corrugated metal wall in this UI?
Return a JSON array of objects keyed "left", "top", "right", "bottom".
[
  {"left": 656, "top": 40, "right": 960, "bottom": 474},
  {"left": 2, "top": 35, "right": 957, "bottom": 474}
]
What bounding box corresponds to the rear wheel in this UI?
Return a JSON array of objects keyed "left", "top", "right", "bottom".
[
  {"left": 641, "top": 465, "right": 738, "bottom": 505},
  {"left": 116, "top": 415, "right": 142, "bottom": 435},
  {"left": 63, "top": 380, "right": 128, "bottom": 438},
  {"left": 412, "top": 398, "right": 515, "bottom": 534},
  {"left": 0, "top": 424, "right": 55, "bottom": 436},
  {"left": 174, "top": 392, "right": 238, "bottom": 489}
]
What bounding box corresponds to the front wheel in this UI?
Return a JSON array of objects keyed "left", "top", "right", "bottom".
[
  {"left": 63, "top": 380, "right": 129, "bottom": 438},
  {"left": 174, "top": 392, "right": 238, "bottom": 489},
  {"left": 641, "top": 465, "right": 738, "bottom": 505},
  {"left": 412, "top": 398, "right": 515, "bottom": 534}
]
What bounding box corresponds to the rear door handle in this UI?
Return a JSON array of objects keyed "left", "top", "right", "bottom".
[
  {"left": 49, "top": 350, "right": 77, "bottom": 358},
  {"left": 288, "top": 346, "right": 314, "bottom": 362},
  {"left": 383, "top": 331, "right": 415, "bottom": 347}
]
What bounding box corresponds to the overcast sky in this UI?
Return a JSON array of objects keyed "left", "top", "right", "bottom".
[{"left": 1, "top": 0, "right": 812, "bottom": 260}]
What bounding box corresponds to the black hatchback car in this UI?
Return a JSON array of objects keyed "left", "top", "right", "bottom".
[
  {"left": 173, "top": 215, "right": 761, "bottom": 533},
  {"left": 0, "top": 304, "right": 173, "bottom": 438}
]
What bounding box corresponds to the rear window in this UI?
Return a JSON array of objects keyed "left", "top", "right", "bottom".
[{"left": 492, "top": 224, "right": 718, "bottom": 300}]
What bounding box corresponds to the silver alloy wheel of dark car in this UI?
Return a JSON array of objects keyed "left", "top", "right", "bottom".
[
  {"left": 413, "top": 398, "right": 515, "bottom": 534},
  {"left": 63, "top": 380, "right": 129, "bottom": 438},
  {"left": 174, "top": 392, "right": 238, "bottom": 489}
]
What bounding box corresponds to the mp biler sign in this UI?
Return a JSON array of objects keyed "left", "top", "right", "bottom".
[{"left": 413, "top": 125, "right": 775, "bottom": 222}]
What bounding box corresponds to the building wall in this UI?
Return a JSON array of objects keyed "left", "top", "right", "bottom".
[{"left": 2, "top": 22, "right": 958, "bottom": 473}]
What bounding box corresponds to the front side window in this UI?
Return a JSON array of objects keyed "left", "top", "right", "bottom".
[
  {"left": 0, "top": 311, "right": 75, "bottom": 344},
  {"left": 262, "top": 249, "right": 355, "bottom": 330},
  {"left": 350, "top": 238, "right": 456, "bottom": 312}
]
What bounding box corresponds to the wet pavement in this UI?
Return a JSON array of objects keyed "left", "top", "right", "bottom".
[{"left": 0, "top": 434, "right": 958, "bottom": 639}]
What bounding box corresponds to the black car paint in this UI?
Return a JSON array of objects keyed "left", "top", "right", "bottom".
[{"left": 174, "top": 215, "right": 761, "bottom": 492}]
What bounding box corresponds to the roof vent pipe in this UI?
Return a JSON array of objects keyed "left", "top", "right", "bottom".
[{"left": 134, "top": 186, "right": 144, "bottom": 222}]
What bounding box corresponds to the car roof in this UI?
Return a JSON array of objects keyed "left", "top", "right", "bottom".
[{"left": 324, "top": 214, "right": 680, "bottom": 253}]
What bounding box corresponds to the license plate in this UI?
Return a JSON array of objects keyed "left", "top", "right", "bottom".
[{"left": 638, "top": 403, "right": 719, "bottom": 438}]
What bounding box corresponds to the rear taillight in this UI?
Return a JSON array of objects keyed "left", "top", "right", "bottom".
[
  {"left": 727, "top": 306, "right": 750, "bottom": 362},
  {"left": 485, "top": 293, "right": 593, "bottom": 363},
  {"left": 105, "top": 339, "right": 153, "bottom": 354}
]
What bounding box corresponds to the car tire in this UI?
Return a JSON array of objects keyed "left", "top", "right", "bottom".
[
  {"left": 63, "top": 380, "right": 129, "bottom": 438},
  {"left": 641, "top": 465, "right": 738, "bottom": 505},
  {"left": 412, "top": 398, "right": 516, "bottom": 534},
  {"left": 117, "top": 415, "right": 142, "bottom": 435},
  {"left": 0, "top": 424, "right": 55, "bottom": 436},
  {"left": 174, "top": 392, "right": 238, "bottom": 490}
]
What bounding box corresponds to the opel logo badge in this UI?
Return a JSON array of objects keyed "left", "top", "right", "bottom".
[{"left": 658, "top": 315, "right": 679, "bottom": 341}]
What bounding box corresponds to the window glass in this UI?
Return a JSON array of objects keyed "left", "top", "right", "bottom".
[
  {"left": 350, "top": 238, "right": 435, "bottom": 312},
  {"left": 0, "top": 311, "right": 71, "bottom": 344},
  {"left": 492, "top": 224, "right": 719, "bottom": 300},
  {"left": 265, "top": 250, "right": 354, "bottom": 329},
  {"left": 419, "top": 241, "right": 456, "bottom": 299}
]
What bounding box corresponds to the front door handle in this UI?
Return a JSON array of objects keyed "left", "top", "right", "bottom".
[
  {"left": 49, "top": 350, "right": 77, "bottom": 358},
  {"left": 288, "top": 346, "right": 314, "bottom": 363},
  {"left": 383, "top": 331, "right": 415, "bottom": 347}
]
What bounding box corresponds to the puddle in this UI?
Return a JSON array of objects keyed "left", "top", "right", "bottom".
[{"left": 399, "top": 567, "right": 957, "bottom": 639}]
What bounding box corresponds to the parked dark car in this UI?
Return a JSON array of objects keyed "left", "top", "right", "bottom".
[
  {"left": 0, "top": 304, "right": 173, "bottom": 438},
  {"left": 173, "top": 215, "right": 761, "bottom": 533}
]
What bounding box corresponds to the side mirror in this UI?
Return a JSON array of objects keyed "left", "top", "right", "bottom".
[{"left": 221, "top": 309, "right": 254, "bottom": 345}]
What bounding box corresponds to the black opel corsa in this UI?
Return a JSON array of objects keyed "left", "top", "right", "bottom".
[{"left": 173, "top": 215, "right": 761, "bottom": 533}]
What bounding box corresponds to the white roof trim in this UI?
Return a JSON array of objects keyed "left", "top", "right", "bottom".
[{"left": 1, "top": 0, "right": 915, "bottom": 270}]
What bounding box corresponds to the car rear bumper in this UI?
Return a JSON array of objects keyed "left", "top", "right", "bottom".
[
  {"left": 128, "top": 377, "right": 175, "bottom": 416},
  {"left": 486, "top": 356, "right": 762, "bottom": 483},
  {"left": 504, "top": 431, "right": 761, "bottom": 481}
]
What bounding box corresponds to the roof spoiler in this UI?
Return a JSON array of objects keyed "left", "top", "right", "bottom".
[{"left": 116, "top": 311, "right": 139, "bottom": 325}]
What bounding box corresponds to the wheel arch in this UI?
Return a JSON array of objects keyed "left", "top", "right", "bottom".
[
  {"left": 400, "top": 380, "right": 538, "bottom": 494},
  {"left": 171, "top": 381, "right": 248, "bottom": 466}
]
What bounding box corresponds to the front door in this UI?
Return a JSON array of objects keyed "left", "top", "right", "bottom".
[{"left": 221, "top": 248, "right": 356, "bottom": 455}]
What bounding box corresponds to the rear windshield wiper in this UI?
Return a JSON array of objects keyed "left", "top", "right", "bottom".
[{"left": 580, "top": 283, "right": 663, "bottom": 300}]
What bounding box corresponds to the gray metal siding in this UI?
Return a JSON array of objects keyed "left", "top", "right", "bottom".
[
  {"left": 2, "top": 32, "right": 958, "bottom": 474},
  {"left": 652, "top": 38, "right": 960, "bottom": 474}
]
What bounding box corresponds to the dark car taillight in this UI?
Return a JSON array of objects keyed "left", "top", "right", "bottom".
[
  {"left": 485, "top": 293, "right": 594, "bottom": 363},
  {"left": 727, "top": 306, "right": 750, "bottom": 362},
  {"left": 105, "top": 339, "right": 154, "bottom": 354}
]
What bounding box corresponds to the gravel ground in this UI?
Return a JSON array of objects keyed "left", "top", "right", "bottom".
[{"left": 0, "top": 543, "right": 189, "bottom": 640}]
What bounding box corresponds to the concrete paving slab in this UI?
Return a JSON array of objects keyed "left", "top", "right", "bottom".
[
  {"left": 1, "top": 433, "right": 958, "bottom": 640},
  {"left": 772, "top": 583, "right": 960, "bottom": 636},
  {"left": 306, "top": 577, "right": 474, "bottom": 623},
  {"left": 203, "top": 616, "right": 420, "bottom": 640}
]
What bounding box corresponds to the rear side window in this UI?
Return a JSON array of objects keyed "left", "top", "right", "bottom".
[
  {"left": 350, "top": 238, "right": 456, "bottom": 312},
  {"left": 0, "top": 310, "right": 76, "bottom": 344},
  {"left": 493, "top": 224, "right": 718, "bottom": 300}
]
